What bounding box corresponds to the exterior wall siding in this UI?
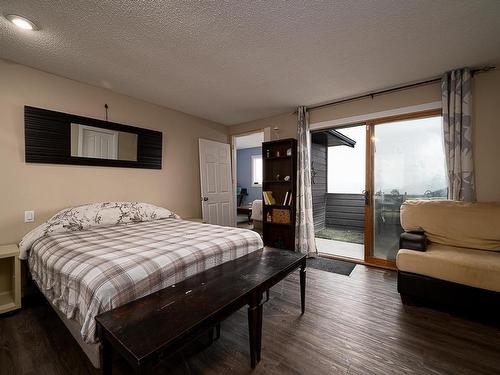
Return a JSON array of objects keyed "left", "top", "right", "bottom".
[{"left": 326, "top": 193, "right": 365, "bottom": 230}]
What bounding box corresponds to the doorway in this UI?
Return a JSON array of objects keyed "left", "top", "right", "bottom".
[
  {"left": 312, "top": 125, "right": 366, "bottom": 261},
  {"left": 312, "top": 109, "right": 446, "bottom": 268},
  {"left": 232, "top": 131, "right": 265, "bottom": 233}
]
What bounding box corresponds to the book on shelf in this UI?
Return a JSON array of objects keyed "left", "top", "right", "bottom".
[
  {"left": 283, "top": 191, "right": 290, "bottom": 206},
  {"left": 263, "top": 191, "right": 276, "bottom": 205},
  {"left": 279, "top": 190, "right": 293, "bottom": 206}
]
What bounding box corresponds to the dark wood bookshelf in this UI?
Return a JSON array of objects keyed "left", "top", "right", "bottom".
[
  {"left": 263, "top": 180, "right": 291, "bottom": 184},
  {"left": 262, "top": 138, "right": 297, "bottom": 250},
  {"left": 266, "top": 222, "right": 293, "bottom": 227},
  {"left": 264, "top": 155, "right": 292, "bottom": 160},
  {"left": 266, "top": 204, "right": 292, "bottom": 209}
]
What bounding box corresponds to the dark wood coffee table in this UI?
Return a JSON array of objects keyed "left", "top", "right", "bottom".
[{"left": 96, "top": 247, "right": 306, "bottom": 374}]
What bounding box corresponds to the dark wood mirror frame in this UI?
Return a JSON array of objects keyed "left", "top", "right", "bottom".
[{"left": 25, "top": 106, "right": 162, "bottom": 169}]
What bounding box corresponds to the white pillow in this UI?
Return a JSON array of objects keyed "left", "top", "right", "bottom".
[{"left": 19, "top": 202, "right": 179, "bottom": 259}]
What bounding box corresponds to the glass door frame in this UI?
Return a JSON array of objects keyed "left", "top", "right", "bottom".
[{"left": 363, "top": 108, "right": 442, "bottom": 268}]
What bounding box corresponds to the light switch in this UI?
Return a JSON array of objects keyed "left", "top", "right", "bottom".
[{"left": 24, "top": 210, "right": 35, "bottom": 223}]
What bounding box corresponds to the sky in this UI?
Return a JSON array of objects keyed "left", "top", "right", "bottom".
[
  {"left": 328, "top": 116, "right": 447, "bottom": 196},
  {"left": 328, "top": 125, "right": 366, "bottom": 194}
]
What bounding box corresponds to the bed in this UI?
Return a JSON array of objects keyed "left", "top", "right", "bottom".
[{"left": 19, "top": 202, "right": 263, "bottom": 367}]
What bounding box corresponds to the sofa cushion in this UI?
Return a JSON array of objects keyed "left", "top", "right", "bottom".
[
  {"left": 400, "top": 200, "right": 500, "bottom": 251},
  {"left": 400, "top": 231, "right": 427, "bottom": 251},
  {"left": 397, "top": 244, "right": 500, "bottom": 292}
]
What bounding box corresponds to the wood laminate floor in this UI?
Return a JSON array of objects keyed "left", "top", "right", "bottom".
[{"left": 1, "top": 265, "right": 500, "bottom": 374}]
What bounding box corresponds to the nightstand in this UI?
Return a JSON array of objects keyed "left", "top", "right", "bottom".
[{"left": 0, "top": 244, "right": 21, "bottom": 314}]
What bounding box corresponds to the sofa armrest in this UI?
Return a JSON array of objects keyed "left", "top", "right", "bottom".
[{"left": 399, "top": 231, "right": 427, "bottom": 252}]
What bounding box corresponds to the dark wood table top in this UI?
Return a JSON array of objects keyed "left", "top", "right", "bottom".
[
  {"left": 95, "top": 247, "right": 306, "bottom": 365},
  {"left": 237, "top": 205, "right": 252, "bottom": 212}
]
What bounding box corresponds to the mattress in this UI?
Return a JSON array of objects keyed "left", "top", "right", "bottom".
[{"left": 28, "top": 218, "right": 263, "bottom": 344}]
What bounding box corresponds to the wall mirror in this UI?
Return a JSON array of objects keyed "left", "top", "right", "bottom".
[
  {"left": 70, "top": 123, "right": 138, "bottom": 161},
  {"left": 25, "top": 106, "right": 162, "bottom": 169}
]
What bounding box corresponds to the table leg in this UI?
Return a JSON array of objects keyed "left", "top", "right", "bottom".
[
  {"left": 135, "top": 361, "right": 153, "bottom": 375},
  {"left": 248, "top": 292, "right": 263, "bottom": 368},
  {"left": 216, "top": 323, "right": 221, "bottom": 340},
  {"left": 300, "top": 259, "right": 306, "bottom": 315},
  {"left": 208, "top": 326, "right": 214, "bottom": 345},
  {"left": 100, "top": 339, "right": 112, "bottom": 375},
  {"left": 256, "top": 300, "right": 263, "bottom": 362}
]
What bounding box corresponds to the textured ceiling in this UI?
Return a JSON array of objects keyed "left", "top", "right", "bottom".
[{"left": 1, "top": 1, "right": 499, "bottom": 125}]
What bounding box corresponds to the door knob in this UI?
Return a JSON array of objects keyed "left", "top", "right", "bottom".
[{"left": 202, "top": 197, "right": 209, "bottom": 201}]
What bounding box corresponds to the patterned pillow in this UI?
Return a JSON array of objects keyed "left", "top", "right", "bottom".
[{"left": 19, "top": 202, "right": 179, "bottom": 259}]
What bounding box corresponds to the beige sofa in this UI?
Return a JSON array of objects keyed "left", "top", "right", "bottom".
[{"left": 396, "top": 200, "right": 500, "bottom": 320}]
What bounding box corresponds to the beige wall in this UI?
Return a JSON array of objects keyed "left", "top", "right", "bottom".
[
  {"left": 0, "top": 59, "right": 228, "bottom": 245},
  {"left": 229, "top": 111, "right": 297, "bottom": 141},
  {"left": 310, "top": 82, "right": 441, "bottom": 125},
  {"left": 228, "top": 71, "right": 500, "bottom": 202},
  {"left": 117, "top": 131, "right": 138, "bottom": 161},
  {"left": 473, "top": 69, "right": 500, "bottom": 202},
  {"left": 70, "top": 124, "right": 78, "bottom": 155},
  {"left": 229, "top": 82, "right": 442, "bottom": 138}
]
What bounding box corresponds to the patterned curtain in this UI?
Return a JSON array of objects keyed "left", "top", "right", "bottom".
[
  {"left": 295, "top": 107, "right": 318, "bottom": 256},
  {"left": 441, "top": 68, "right": 475, "bottom": 201}
]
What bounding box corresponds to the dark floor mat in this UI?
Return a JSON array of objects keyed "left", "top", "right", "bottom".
[{"left": 307, "top": 256, "right": 356, "bottom": 276}]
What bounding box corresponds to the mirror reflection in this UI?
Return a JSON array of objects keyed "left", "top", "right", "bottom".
[{"left": 70, "top": 123, "right": 138, "bottom": 161}]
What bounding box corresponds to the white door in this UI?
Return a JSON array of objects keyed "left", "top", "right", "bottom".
[
  {"left": 78, "top": 125, "right": 118, "bottom": 159},
  {"left": 199, "top": 139, "right": 235, "bottom": 226}
]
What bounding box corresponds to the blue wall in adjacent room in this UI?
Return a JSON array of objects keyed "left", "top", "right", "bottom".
[{"left": 237, "top": 147, "right": 262, "bottom": 205}]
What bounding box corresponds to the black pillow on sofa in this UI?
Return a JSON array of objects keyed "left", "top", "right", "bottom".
[{"left": 399, "top": 231, "right": 427, "bottom": 252}]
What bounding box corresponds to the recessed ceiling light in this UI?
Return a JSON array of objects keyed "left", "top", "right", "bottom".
[{"left": 5, "top": 14, "right": 38, "bottom": 30}]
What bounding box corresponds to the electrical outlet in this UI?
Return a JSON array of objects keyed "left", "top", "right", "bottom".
[{"left": 24, "top": 210, "right": 35, "bottom": 223}]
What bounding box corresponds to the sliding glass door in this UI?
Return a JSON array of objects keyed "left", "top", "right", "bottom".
[
  {"left": 314, "top": 110, "right": 446, "bottom": 267},
  {"left": 366, "top": 112, "right": 446, "bottom": 266}
]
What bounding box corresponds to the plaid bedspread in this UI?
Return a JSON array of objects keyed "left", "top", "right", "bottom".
[{"left": 28, "top": 219, "right": 263, "bottom": 343}]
